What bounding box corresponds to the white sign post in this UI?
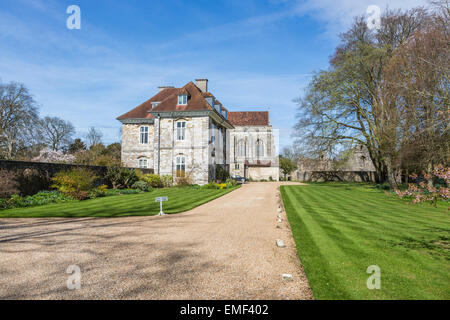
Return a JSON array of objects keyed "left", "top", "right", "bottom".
[{"left": 155, "top": 196, "right": 168, "bottom": 216}]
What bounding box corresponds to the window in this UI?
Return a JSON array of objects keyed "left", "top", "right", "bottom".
[
  {"left": 177, "top": 122, "right": 186, "bottom": 140},
  {"left": 138, "top": 158, "right": 148, "bottom": 168},
  {"left": 235, "top": 164, "right": 239, "bottom": 170},
  {"left": 140, "top": 126, "right": 149, "bottom": 144},
  {"left": 255, "top": 139, "right": 264, "bottom": 158},
  {"left": 177, "top": 94, "right": 188, "bottom": 105},
  {"left": 237, "top": 140, "right": 246, "bottom": 157},
  {"left": 218, "top": 127, "right": 222, "bottom": 148},
  {"left": 176, "top": 156, "right": 186, "bottom": 177},
  {"left": 211, "top": 123, "right": 215, "bottom": 143}
]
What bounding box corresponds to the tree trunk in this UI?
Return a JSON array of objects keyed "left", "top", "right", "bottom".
[
  {"left": 426, "top": 162, "right": 433, "bottom": 187},
  {"left": 385, "top": 156, "right": 398, "bottom": 189}
]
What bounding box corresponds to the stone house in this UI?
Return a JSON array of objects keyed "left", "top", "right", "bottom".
[{"left": 117, "top": 79, "right": 279, "bottom": 185}]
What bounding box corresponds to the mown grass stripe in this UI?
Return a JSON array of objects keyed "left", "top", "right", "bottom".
[
  {"left": 0, "top": 186, "right": 240, "bottom": 218},
  {"left": 281, "top": 183, "right": 450, "bottom": 300}
]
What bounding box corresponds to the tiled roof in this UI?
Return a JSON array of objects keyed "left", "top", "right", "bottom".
[
  {"left": 117, "top": 81, "right": 267, "bottom": 126},
  {"left": 228, "top": 111, "right": 269, "bottom": 126},
  {"left": 151, "top": 82, "right": 213, "bottom": 112},
  {"left": 116, "top": 87, "right": 178, "bottom": 120}
]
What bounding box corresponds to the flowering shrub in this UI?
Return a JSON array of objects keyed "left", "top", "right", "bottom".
[
  {"left": 51, "top": 168, "right": 98, "bottom": 200},
  {"left": 144, "top": 174, "right": 162, "bottom": 188},
  {"left": 32, "top": 148, "right": 75, "bottom": 163},
  {"left": 394, "top": 164, "right": 449, "bottom": 207},
  {"left": 204, "top": 181, "right": 236, "bottom": 189}
]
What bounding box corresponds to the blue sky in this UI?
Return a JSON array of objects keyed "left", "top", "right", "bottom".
[{"left": 0, "top": 0, "right": 427, "bottom": 149}]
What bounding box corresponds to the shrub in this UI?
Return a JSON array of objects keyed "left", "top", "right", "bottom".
[
  {"left": 215, "top": 165, "right": 230, "bottom": 182},
  {"left": 225, "top": 178, "right": 237, "bottom": 186},
  {"left": 1, "top": 191, "right": 74, "bottom": 210},
  {"left": 135, "top": 169, "right": 146, "bottom": 181},
  {"left": 144, "top": 174, "right": 162, "bottom": 188},
  {"left": 51, "top": 168, "right": 97, "bottom": 199},
  {"left": 15, "top": 168, "right": 52, "bottom": 196},
  {"left": 0, "top": 170, "right": 19, "bottom": 198},
  {"left": 132, "top": 180, "right": 150, "bottom": 192},
  {"left": 106, "top": 165, "right": 138, "bottom": 189},
  {"left": 70, "top": 191, "right": 90, "bottom": 201},
  {"left": 269, "top": 176, "right": 274, "bottom": 181},
  {"left": 89, "top": 185, "right": 108, "bottom": 198},
  {"left": 161, "top": 175, "right": 173, "bottom": 188},
  {"left": 176, "top": 175, "right": 193, "bottom": 187},
  {"left": 204, "top": 182, "right": 219, "bottom": 189},
  {"left": 394, "top": 164, "right": 449, "bottom": 207}
]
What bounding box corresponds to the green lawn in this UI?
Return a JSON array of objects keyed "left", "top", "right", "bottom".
[
  {"left": 0, "top": 186, "right": 239, "bottom": 218},
  {"left": 280, "top": 183, "right": 450, "bottom": 300}
]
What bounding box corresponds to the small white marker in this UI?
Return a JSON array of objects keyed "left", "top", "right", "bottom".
[
  {"left": 282, "top": 274, "right": 293, "bottom": 281},
  {"left": 276, "top": 239, "right": 286, "bottom": 247}
]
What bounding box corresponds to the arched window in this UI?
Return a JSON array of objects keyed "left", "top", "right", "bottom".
[
  {"left": 237, "top": 140, "right": 246, "bottom": 157},
  {"left": 255, "top": 139, "right": 264, "bottom": 158}
]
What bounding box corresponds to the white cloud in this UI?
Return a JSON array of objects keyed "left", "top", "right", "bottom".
[{"left": 293, "top": 0, "right": 429, "bottom": 37}]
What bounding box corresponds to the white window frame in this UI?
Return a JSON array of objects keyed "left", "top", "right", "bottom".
[
  {"left": 235, "top": 164, "right": 239, "bottom": 170},
  {"left": 176, "top": 121, "right": 186, "bottom": 141},
  {"left": 138, "top": 158, "right": 148, "bottom": 168},
  {"left": 176, "top": 156, "right": 186, "bottom": 177},
  {"left": 140, "top": 126, "right": 149, "bottom": 144},
  {"left": 177, "top": 94, "right": 188, "bottom": 105},
  {"left": 211, "top": 123, "right": 215, "bottom": 143}
]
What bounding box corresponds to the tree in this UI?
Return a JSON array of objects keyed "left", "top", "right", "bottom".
[
  {"left": 0, "top": 82, "right": 39, "bottom": 159},
  {"left": 281, "top": 146, "right": 300, "bottom": 162},
  {"left": 86, "top": 127, "right": 103, "bottom": 147},
  {"left": 38, "top": 116, "right": 75, "bottom": 151},
  {"left": 293, "top": 7, "right": 444, "bottom": 188},
  {"left": 279, "top": 156, "right": 298, "bottom": 180},
  {"left": 68, "top": 138, "right": 87, "bottom": 154},
  {"left": 73, "top": 142, "right": 121, "bottom": 166},
  {"left": 32, "top": 148, "right": 75, "bottom": 163}
]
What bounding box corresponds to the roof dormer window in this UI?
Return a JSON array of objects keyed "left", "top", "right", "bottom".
[{"left": 178, "top": 94, "right": 188, "bottom": 105}]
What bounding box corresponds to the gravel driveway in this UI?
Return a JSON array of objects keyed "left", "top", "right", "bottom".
[{"left": 0, "top": 182, "right": 312, "bottom": 300}]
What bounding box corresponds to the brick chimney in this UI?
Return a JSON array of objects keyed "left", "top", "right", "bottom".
[
  {"left": 195, "top": 79, "right": 208, "bottom": 93},
  {"left": 158, "top": 86, "right": 174, "bottom": 93}
]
